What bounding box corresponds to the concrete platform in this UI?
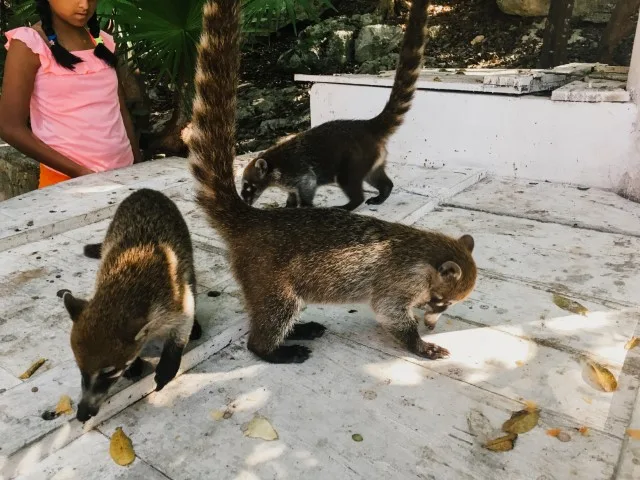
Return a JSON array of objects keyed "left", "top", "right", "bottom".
[{"left": 0, "top": 156, "right": 639, "bottom": 479}]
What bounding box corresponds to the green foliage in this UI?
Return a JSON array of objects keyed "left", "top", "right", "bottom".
[{"left": 243, "top": 0, "right": 335, "bottom": 35}]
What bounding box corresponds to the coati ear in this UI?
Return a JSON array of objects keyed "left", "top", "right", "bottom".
[
  {"left": 255, "top": 158, "right": 268, "bottom": 179},
  {"left": 59, "top": 290, "right": 88, "bottom": 321},
  {"left": 438, "top": 261, "right": 462, "bottom": 281},
  {"left": 458, "top": 234, "right": 474, "bottom": 253}
]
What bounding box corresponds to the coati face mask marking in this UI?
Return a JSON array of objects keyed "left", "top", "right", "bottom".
[{"left": 241, "top": 158, "right": 269, "bottom": 205}]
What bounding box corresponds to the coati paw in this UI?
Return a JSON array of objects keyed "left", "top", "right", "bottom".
[
  {"left": 423, "top": 313, "right": 440, "bottom": 331},
  {"left": 154, "top": 372, "right": 175, "bottom": 392},
  {"left": 189, "top": 320, "right": 203, "bottom": 341},
  {"left": 123, "top": 357, "right": 144, "bottom": 379},
  {"left": 365, "top": 195, "right": 385, "bottom": 205},
  {"left": 259, "top": 345, "right": 312, "bottom": 364},
  {"left": 287, "top": 322, "right": 327, "bottom": 340},
  {"left": 416, "top": 341, "right": 450, "bottom": 360}
]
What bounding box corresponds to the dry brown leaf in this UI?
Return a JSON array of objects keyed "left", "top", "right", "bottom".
[
  {"left": 515, "top": 360, "right": 524, "bottom": 367},
  {"left": 552, "top": 294, "right": 588, "bottom": 316},
  {"left": 243, "top": 415, "right": 279, "bottom": 441},
  {"left": 587, "top": 361, "right": 618, "bottom": 392},
  {"left": 109, "top": 427, "right": 135, "bottom": 466},
  {"left": 627, "top": 429, "right": 640, "bottom": 440},
  {"left": 210, "top": 410, "right": 225, "bottom": 421},
  {"left": 523, "top": 400, "right": 538, "bottom": 413},
  {"left": 484, "top": 433, "right": 517, "bottom": 452},
  {"left": 502, "top": 409, "right": 539, "bottom": 434},
  {"left": 19, "top": 358, "right": 46, "bottom": 379},
  {"left": 578, "top": 426, "right": 590, "bottom": 436},
  {"left": 55, "top": 395, "right": 73, "bottom": 415},
  {"left": 546, "top": 428, "right": 561, "bottom": 437},
  {"left": 625, "top": 337, "right": 640, "bottom": 350}
]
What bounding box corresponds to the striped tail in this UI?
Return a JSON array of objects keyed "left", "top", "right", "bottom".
[
  {"left": 188, "top": 0, "right": 252, "bottom": 236},
  {"left": 369, "top": 0, "right": 430, "bottom": 138}
]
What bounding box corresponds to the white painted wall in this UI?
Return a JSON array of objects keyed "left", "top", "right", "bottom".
[{"left": 309, "top": 83, "right": 637, "bottom": 189}]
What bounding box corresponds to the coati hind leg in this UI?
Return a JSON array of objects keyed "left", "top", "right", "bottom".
[
  {"left": 365, "top": 165, "right": 393, "bottom": 206},
  {"left": 296, "top": 173, "right": 318, "bottom": 208},
  {"left": 246, "top": 293, "right": 311, "bottom": 363},
  {"left": 372, "top": 298, "right": 450, "bottom": 360}
]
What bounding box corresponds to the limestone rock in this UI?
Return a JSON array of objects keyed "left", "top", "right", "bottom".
[
  {"left": 497, "top": 0, "right": 615, "bottom": 23},
  {"left": 0, "top": 145, "right": 39, "bottom": 201},
  {"left": 354, "top": 24, "right": 404, "bottom": 63}
]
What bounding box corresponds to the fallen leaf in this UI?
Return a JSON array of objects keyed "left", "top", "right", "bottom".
[
  {"left": 352, "top": 433, "right": 363, "bottom": 442},
  {"left": 587, "top": 361, "right": 618, "bottom": 392},
  {"left": 582, "top": 396, "right": 593, "bottom": 404},
  {"left": 19, "top": 358, "right": 46, "bottom": 379},
  {"left": 502, "top": 409, "right": 539, "bottom": 434},
  {"left": 433, "top": 76, "right": 442, "bottom": 82},
  {"left": 109, "top": 427, "right": 135, "bottom": 466},
  {"left": 466, "top": 409, "right": 494, "bottom": 443},
  {"left": 557, "top": 431, "right": 571, "bottom": 442},
  {"left": 627, "top": 429, "right": 640, "bottom": 440},
  {"left": 523, "top": 400, "right": 538, "bottom": 413},
  {"left": 578, "top": 426, "right": 590, "bottom": 436},
  {"left": 471, "top": 35, "right": 485, "bottom": 45},
  {"left": 515, "top": 360, "right": 524, "bottom": 367},
  {"left": 546, "top": 428, "right": 561, "bottom": 437},
  {"left": 55, "top": 395, "right": 73, "bottom": 415},
  {"left": 552, "top": 294, "right": 588, "bottom": 316},
  {"left": 484, "top": 433, "right": 517, "bottom": 452},
  {"left": 243, "top": 415, "right": 279, "bottom": 441},
  {"left": 625, "top": 337, "right": 640, "bottom": 350},
  {"left": 210, "top": 410, "right": 225, "bottom": 421}
]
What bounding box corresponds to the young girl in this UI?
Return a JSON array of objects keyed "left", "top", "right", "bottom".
[{"left": 0, "top": 0, "right": 141, "bottom": 188}]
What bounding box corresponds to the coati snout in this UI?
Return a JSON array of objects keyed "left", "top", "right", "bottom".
[{"left": 240, "top": 157, "right": 269, "bottom": 205}]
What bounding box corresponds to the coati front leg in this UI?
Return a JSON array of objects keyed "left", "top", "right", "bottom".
[
  {"left": 246, "top": 293, "right": 311, "bottom": 363},
  {"left": 296, "top": 173, "right": 318, "bottom": 208},
  {"left": 373, "top": 298, "right": 450, "bottom": 360},
  {"left": 187, "top": 270, "right": 202, "bottom": 341},
  {"left": 365, "top": 165, "right": 394, "bottom": 206},
  {"left": 123, "top": 357, "right": 144, "bottom": 379}
]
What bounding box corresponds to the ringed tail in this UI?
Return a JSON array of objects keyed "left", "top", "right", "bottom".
[
  {"left": 188, "top": 0, "right": 250, "bottom": 234},
  {"left": 369, "top": 0, "right": 430, "bottom": 138}
]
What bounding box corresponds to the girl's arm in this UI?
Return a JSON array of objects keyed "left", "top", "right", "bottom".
[
  {"left": 117, "top": 78, "right": 143, "bottom": 164},
  {"left": 0, "top": 39, "right": 93, "bottom": 177}
]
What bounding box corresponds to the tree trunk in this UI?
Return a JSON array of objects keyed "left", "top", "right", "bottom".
[
  {"left": 598, "top": 0, "right": 640, "bottom": 64},
  {"left": 538, "top": 0, "right": 576, "bottom": 68},
  {"left": 376, "top": 0, "right": 395, "bottom": 21},
  {"left": 116, "top": 56, "right": 151, "bottom": 161}
]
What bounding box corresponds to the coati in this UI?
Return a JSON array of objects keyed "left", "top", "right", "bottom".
[
  {"left": 239, "top": 0, "right": 430, "bottom": 211},
  {"left": 59, "top": 188, "right": 202, "bottom": 422},
  {"left": 189, "top": 0, "right": 477, "bottom": 364}
]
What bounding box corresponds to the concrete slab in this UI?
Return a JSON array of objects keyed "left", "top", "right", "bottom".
[
  {"left": 445, "top": 176, "right": 640, "bottom": 237},
  {"left": 412, "top": 206, "right": 640, "bottom": 307},
  {"left": 552, "top": 79, "right": 630, "bottom": 103}
]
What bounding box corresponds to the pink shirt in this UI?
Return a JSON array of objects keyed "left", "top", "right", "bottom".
[{"left": 4, "top": 27, "right": 133, "bottom": 173}]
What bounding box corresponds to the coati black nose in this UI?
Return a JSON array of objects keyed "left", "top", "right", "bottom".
[{"left": 76, "top": 402, "right": 98, "bottom": 422}]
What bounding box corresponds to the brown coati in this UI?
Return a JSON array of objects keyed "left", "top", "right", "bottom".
[
  {"left": 59, "top": 188, "right": 202, "bottom": 422},
  {"left": 239, "top": 0, "right": 430, "bottom": 211},
  {"left": 189, "top": 0, "right": 476, "bottom": 365}
]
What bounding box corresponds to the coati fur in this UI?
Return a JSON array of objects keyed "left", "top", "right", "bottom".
[
  {"left": 240, "top": 0, "right": 430, "bottom": 211},
  {"left": 59, "top": 188, "right": 202, "bottom": 422},
  {"left": 189, "top": 0, "right": 477, "bottom": 365}
]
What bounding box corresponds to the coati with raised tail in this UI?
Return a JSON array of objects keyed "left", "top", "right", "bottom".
[
  {"left": 189, "top": 0, "right": 476, "bottom": 364},
  {"left": 240, "top": 0, "right": 430, "bottom": 210},
  {"left": 59, "top": 188, "right": 202, "bottom": 422}
]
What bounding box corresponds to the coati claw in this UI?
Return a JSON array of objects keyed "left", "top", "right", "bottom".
[
  {"left": 287, "top": 322, "right": 327, "bottom": 340},
  {"left": 416, "top": 341, "right": 450, "bottom": 360}
]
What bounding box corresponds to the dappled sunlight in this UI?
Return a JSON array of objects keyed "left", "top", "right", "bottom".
[
  {"left": 428, "top": 5, "right": 454, "bottom": 16},
  {"left": 363, "top": 358, "right": 426, "bottom": 386},
  {"left": 147, "top": 364, "right": 267, "bottom": 407},
  {"left": 244, "top": 442, "right": 287, "bottom": 466}
]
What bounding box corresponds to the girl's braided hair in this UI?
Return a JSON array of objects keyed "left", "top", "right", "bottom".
[{"left": 36, "top": 0, "right": 117, "bottom": 70}]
